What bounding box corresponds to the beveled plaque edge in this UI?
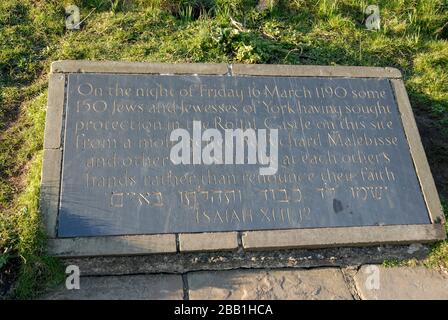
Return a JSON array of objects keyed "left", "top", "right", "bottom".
[{"left": 391, "top": 79, "right": 445, "bottom": 225}]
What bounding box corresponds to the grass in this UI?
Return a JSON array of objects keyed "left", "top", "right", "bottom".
[
  {"left": 383, "top": 201, "right": 448, "bottom": 270},
  {"left": 0, "top": 0, "right": 447, "bottom": 298}
]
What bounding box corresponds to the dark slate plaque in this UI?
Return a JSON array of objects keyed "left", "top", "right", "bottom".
[{"left": 58, "top": 74, "right": 430, "bottom": 237}]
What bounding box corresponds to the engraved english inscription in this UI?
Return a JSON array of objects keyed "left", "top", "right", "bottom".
[{"left": 58, "top": 74, "right": 430, "bottom": 237}]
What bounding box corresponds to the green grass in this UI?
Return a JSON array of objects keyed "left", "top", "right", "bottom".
[
  {"left": 383, "top": 202, "right": 448, "bottom": 270},
  {"left": 0, "top": 0, "right": 447, "bottom": 298}
]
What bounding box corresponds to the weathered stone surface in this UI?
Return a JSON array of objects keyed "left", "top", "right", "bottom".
[
  {"left": 188, "top": 268, "right": 353, "bottom": 300},
  {"left": 42, "top": 274, "right": 183, "bottom": 300},
  {"left": 61, "top": 245, "right": 431, "bottom": 276},
  {"left": 354, "top": 265, "right": 448, "bottom": 300},
  {"left": 179, "top": 232, "right": 238, "bottom": 252}
]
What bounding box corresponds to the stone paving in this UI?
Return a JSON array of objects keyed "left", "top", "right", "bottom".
[
  {"left": 354, "top": 266, "right": 448, "bottom": 300},
  {"left": 42, "top": 265, "right": 448, "bottom": 300}
]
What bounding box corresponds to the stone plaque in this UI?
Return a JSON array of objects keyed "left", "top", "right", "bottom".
[{"left": 41, "top": 62, "right": 445, "bottom": 256}]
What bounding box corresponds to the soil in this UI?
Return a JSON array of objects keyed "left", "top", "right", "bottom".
[{"left": 415, "top": 113, "right": 448, "bottom": 201}]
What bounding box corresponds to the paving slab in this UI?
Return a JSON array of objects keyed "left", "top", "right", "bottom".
[
  {"left": 354, "top": 265, "right": 448, "bottom": 300},
  {"left": 188, "top": 268, "right": 353, "bottom": 300},
  {"left": 42, "top": 274, "right": 184, "bottom": 300}
]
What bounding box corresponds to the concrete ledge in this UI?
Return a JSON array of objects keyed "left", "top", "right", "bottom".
[
  {"left": 232, "top": 64, "right": 402, "bottom": 78},
  {"left": 48, "top": 234, "right": 177, "bottom": 257},
  {"left": 51, "top": 60, "right": 228, "bottom": 75},
  {"left": 391, "top": 79, "right": 445, "bottom": 225},
  {"left": 179, "top": 232, "right": 238, "bottom": 252},
  {"left": 40, "top": 149, "right": 62, "bottom": 238},
  {"left": 242, "top": 224, "right": 446, "bottom": 250},
  {"left": 43, "top": 74, "right": 65, "bottom": 149}
]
